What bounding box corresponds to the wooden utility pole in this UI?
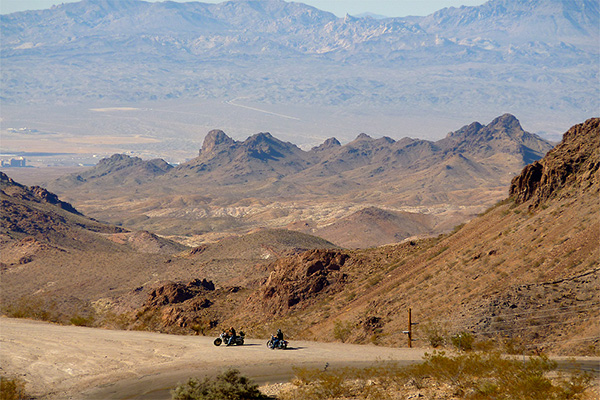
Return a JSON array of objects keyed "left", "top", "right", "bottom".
[{"left": 408, "top": 308, "right": 412, "bottom": 348}]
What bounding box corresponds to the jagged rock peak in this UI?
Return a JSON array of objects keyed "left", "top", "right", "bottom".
[
  {"left": 200, "top": 129, "right": 235, "bottom": 155},
  {"left": 446, "top": 113, "right": 523, "bottom": 140},
  {"left": 323, "top": 137, "right": 341, "bottom": 146},
  {"left": 247, "top": 132, "right": 276, "bottom": 142},
  {"left": 311, "top": 137, "right": 341, "bottom": 151},
  {"left": 354, "top": 133, "right": 373, "bottom": 141},
  {"left": 488, "top": 113, "right": 523, "bottom": 132}
]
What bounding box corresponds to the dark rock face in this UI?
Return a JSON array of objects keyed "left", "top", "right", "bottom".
[
  {"left": 509, "top": 118, "right": 599, "bottom": 206},
  {"left": 249, "top": 249, "right": 350, "bottom": 316},
  {"left": 200, "top": 129, "right": 236, "bottom": 155},
  {"left": 145, "top": 279, "right": 215, "bottom": 307}
]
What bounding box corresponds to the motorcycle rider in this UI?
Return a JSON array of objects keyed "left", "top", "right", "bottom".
[
  {"left": 227, "top": 327, "right": 236, "bottom": 346},
  {"left": 273, "top": 328, "right": 284, "bottom": 348}
]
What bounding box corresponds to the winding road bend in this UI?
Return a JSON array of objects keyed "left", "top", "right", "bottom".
[{"left": 1, "top": 318, "right": 427, "bottom": 399}]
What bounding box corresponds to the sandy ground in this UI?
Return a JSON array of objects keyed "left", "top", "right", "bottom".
[{"left": 0, "top": 318, "right": 427, "bottom": 399}]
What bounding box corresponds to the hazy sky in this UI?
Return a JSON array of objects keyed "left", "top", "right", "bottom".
[{"left": 0, "top": 0, "right": 488, "bottom": 17}]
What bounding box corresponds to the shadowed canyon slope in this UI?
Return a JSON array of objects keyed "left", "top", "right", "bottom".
[{"left": 47, "top": 114, "right": 554, "bottom": 247}]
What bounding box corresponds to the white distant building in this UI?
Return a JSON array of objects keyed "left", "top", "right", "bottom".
[{"left": 1, "top": 157, "right": 26, "bottom": 167}]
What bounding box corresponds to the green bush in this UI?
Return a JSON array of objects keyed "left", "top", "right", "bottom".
[
  {"left": 420, "top": 321, "right": 447, "bottom": 348},
  {"left": 451, "top": 331, "right": 474, "bottom": 351},
  {"left": 0, "top": 376, "right": 28, "bottom": 400},
  {"left": 171, "top": 368, "right": 270, "bottom": 400},
  {"left": 332, "top": 320, "right": 353, "bottom": 343},
  {"left": 70, "top": 314, "right": 95, "bottom": 327}
]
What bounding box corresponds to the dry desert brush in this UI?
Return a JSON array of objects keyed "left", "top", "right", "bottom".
[
  {"left": 280, "top": 351, "right": 595, "bottom": 400},
  {"left": 171, "top": 368, "right": 271, "bottom": 400}
]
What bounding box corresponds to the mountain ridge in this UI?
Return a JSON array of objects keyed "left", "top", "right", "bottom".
[
  {"left": 1, "top": 0, "right": 596, "bottom": 138},
  {"left": 45, "top": 114, "right": 554, "bottom": 247}
]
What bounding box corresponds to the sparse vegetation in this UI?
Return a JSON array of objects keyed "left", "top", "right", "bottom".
[
  {"left": 1, "top": 295, "right": 59, "bottom": 323},
  {"left": 171, "top": 369, "right": 270, "bottom": 400},
  {"left": 333, "top": 320, "right": 354, "bottom": 343},
  {"left": 0, "top": 376, "right": 29, "bottom": 400},
  {"left": 280, "top": 351, "right": 595, "bottom": 400},
  {"left": 69, "top": 313, "right": 96, "bottom": 327},
  {"left": 451, "top": 331, "right": 475, "bottom": 352},
  {"left": 420, "top": 321, "right": 448, "bottom": 348}
]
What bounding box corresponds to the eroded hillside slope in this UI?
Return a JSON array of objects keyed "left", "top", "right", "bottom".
[{"left": 0, "top": 174, "right": 336, "bottom": 327}]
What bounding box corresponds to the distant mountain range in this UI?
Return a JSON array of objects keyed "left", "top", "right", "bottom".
[
  {"left": 47, "top": 114, "right": 554, "bottom": 244},
  {"left": 55, "top": 113, "right": 552, "bottom": 189},
  {"left": 1, "top": 0, "right": 597, "bottom": 136}
]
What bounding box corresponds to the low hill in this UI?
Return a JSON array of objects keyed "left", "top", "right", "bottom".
[{"left": 288, "top": 206, "right": 437, "bottom": 248}]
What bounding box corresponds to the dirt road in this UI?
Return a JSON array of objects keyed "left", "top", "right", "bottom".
[{"left": 0, "top": 318, "right": 426, "bottom": 399}]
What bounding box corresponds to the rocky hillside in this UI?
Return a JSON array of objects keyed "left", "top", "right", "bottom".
[
  {"left": 0, "top": 173, "right": 341, "bottom": 327},
  {"left": 47, "top": 114, "right": 553, "bottom": 247},
  {"left": 510, "top": 118, "right": 600, "bottom": 206},
  {"left": 237, "top": 117, "right": 599, "bottom": 354}
]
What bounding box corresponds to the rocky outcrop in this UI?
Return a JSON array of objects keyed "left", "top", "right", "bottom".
[
  {"left": 509, "top": 118, "right": 599, "bottom": 206},
  {"left": 200, "top": 129, "right": 236, "bottom": 155},
  {"left": 145, "top": 279, "right": 215, "bottom": 308},
  {"left": 439, "top": 113, "right": 554, "bottom": 164},
  {"left": 249, "top": 249, "right": 350, "bottom": 316},
  {"left": 52, "top": 154, "right": 173, "bottom": 188}
]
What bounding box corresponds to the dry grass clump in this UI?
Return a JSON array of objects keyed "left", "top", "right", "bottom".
[
  {"left": 278, "top": 351, "right": 596, "bottom": 400},
  {"left": 0, "top": 376, "right": 30, "bottom": 400},
  {"left": 1, "top": 295, "right": 96, "bottom": 327}
]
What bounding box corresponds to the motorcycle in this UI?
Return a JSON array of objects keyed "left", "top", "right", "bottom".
[
  {"left": 266, "top": 335, "right": 288, "bottom": 349},
  {"left": 214, "top": 331, "right": 245, "bottom": 346}
]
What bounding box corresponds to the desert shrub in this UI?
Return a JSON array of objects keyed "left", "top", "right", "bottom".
[
  {"left": 171, "top": 368, "right": 269, "bottom": 400},
  {"left": 69, "top": 314, "right": 95, "bottom": 327},
  {"left": 281, "top": 351, "right": 594, "bottom": 400},
  {"left": 132, "top": 308, "right": 163, "bottom": 331},
  {"left": 1, "top": 296, "right": 59, "bottom": 323},
  {"left": 451, "top": 331, "right": 475, "bottom": 351},
  {"left": 503, "top": 336, "right": 528, "bottom": 355},
  {"left": 420, "top": 321, "right": 447, "bottom": 348},
  {"left": 286, "top": 366, "right": 390, "bottom": 400},
  {"left": 0, "top": 376, "right": 28, "bottom": 400},
  {"left": 402, "top": 351, "right": 593, "bottom": 400},
  {"left": 99, "top": 310, "right": 131, "bottom": 330},
  {"left": 332, "top": 320, "right": 353, "bottom": 343}
]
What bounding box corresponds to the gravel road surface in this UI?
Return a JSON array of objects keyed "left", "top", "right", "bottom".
[{"left": 1, "top": 318, "right": 427, "bottom": 399}]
